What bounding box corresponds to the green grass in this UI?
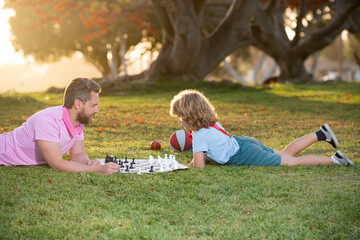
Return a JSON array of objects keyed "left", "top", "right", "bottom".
[{"left": 0, "top": 81, "right": 359, "bottom": 239}]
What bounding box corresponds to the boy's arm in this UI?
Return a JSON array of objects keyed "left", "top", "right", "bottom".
[{"left": 189, "top": 151, "right": 206, "bottom": 169}]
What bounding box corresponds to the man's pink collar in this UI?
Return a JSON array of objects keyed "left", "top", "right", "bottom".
[{"left": 62, "top": 106, "right": 83, "bottom": 137}]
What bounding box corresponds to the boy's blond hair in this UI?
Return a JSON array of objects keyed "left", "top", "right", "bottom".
[{"left": 170, "top": 90, "right": 218, "bottom": 131}]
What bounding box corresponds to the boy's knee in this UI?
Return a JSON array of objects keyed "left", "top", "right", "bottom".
[
  {"left": 280, "top": 156, "right": 297, "bottom": 166},
  {"left": 276, "top": 150, "right": 293, "bottom": 157}
]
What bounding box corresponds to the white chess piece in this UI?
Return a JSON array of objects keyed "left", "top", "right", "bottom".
[
  {"left": 149, "top": 155, "right": 154, "bottom": 164},
  {"left": 164, "top": 154, "right": 170, "bottom": 170},
  {"left": 170, "top": 154, "right": 178, "bottom": 169},
  {"left": 157, "top": 155, "right": 165, "bottom": 171},
  {"left": 159, "top": 162, "right": 165, "bottom": 172},
  {"left": 165, "top": 154, "right": 173, "bottom": 169}
]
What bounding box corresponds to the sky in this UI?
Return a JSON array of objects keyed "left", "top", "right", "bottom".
[{"left": 0, "top": 0, "right": 101, "bottom": 93}]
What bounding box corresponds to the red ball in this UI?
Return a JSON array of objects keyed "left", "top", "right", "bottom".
[
  {"left": 169, "top": 130, "right": 192, "bottom": 152},
  {"left": 151, "top": 141, "right": 161, "bottom": 150}
]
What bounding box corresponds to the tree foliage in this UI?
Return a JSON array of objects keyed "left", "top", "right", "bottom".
[{"left": 4, "top": 0, "right": 160, "bottom": 77}]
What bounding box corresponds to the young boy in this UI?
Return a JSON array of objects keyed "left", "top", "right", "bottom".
[{"left": 170, "top": 89, "right": 354, "bottom": 169}]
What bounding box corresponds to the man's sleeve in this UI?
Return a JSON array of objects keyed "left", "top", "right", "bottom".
[
  {"left": 32, "top": 113, "right": 60, "bottom": 143},
  {"left": 78, "top": 125, "right": 85, "bottom": 141}
]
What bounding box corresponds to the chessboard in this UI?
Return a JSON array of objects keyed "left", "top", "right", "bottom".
[{"left": 98, "top": 154, "right": 189, "bottom": 174}]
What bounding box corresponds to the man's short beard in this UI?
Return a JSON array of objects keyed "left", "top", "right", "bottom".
[{"left": 76, "top": 110, "right": 92, "bottom": 124}]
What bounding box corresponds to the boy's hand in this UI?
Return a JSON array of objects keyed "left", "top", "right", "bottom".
[{"left": 191, "top": 152, "right": 206, "bottom": 169}]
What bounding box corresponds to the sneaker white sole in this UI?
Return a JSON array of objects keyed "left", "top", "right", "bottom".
[
  {"left": 337, "top": 150, "right": 355, "bottom": 166},
  {"left": 323, "top": 123, "right": 339, "bottom": 148}
]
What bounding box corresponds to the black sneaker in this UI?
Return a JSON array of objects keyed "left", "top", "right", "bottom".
[
  {"left": 320, "top": 123, "right": 339, "bottom": 148},
  {"left": 333, "top": 150, "right": 355, "bottom": 166}
]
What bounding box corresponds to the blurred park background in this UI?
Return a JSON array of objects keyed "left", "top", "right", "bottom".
[{"left": 0, "top": 0, "right": 359, "bottom": 93}]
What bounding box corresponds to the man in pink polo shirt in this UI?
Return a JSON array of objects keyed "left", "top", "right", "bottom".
[{"left": 0, "top": 78, "right": 120, "bottom": 174}]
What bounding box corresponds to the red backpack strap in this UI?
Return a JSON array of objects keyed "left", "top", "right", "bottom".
[{"left": 199, "top": 124, "right": 231, "bottom": 138}]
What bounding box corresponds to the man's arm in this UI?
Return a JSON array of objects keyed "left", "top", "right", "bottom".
[
  {"left": 189, "top": 151, "right": 206, "bottom": 169},
  {"left": 36, "top": 140, "right": 119, "bottom": 174},
  {"left": 68, "top": 140, "right": 100, "bottom": 165}
]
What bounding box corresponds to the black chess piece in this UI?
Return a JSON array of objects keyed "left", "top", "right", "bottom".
[
  {"left": 105, "top": 154, "right": 110, "bottom": 163},
  {"left": 131, "top": 158, "right": 136, "bottom": 164},
  {"left": 124, "top": 156, "right": 128, "bottom": 163},
  {"left": 149, "top": 166, "right": 154, "bottom": 172},
  {"left": 120, "top": 161, "right": 124, "bottom": 168},
  {"left": 129, "top": 162, "right": 134, "bottom": 169},
  {"left": 125, "top": 165, "right": 130, "bottom": 172},
  {"left": 114, "top": 155, "right": 117, "bottom": 162}
]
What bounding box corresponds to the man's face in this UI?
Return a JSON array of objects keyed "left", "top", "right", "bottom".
[{"left": 76, "top": 91, "right": 99, "bottom": 124}]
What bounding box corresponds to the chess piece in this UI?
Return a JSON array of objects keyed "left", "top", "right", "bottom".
[
  {"left": 159, "top": 162, "right": 165, "bottom": 172},
  {"left": 170, "top": 155, "right": 178, "bottom": 169},
  {"left": 125, "top": 165, "right": 130, "bottom": 172},
  {"left": 131, "top": 158, "right": 136, "bottom": 164},
  {"left": 124, "top": 156, "right": 128, "bottom": 163},
  {"left": 105, "top": 154, "right": 110, "bottom": 163},
  {"left": 164, "top": 155, "right": 170, "bottom": 171},
  {"left": 129, "top": 162, "right": 134, "bottom": 169},
  {"left": 120, "top": 161, "right": 124, "bottom": 168},
  {"left": 149, "top": 155, "right": 154, "bottom": 165},
  {"left": 149, "top": 166, "right": 154, "bottom": 172}
]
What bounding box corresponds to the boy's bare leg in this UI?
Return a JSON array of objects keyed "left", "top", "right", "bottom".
[
  {"left": 275, "top": 133, "right": 318, "bottom": 157},
  {"left": 280, "top": 155, "right": 333, "bottom": 166}
]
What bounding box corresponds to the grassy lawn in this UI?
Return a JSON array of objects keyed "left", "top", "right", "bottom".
[{"left": 0, "top": 82, "right": 359, "bottom": 239}]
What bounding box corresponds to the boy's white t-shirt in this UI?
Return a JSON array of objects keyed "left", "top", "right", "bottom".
[{"left": 192, "top": 122, "right": 239, "bottom": 164}]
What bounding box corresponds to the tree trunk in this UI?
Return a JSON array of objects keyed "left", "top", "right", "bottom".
[
  {"left": 277, "top": 58, "right": 311, "bottom": 83},
  {"left": 146, "top": 0, "right": 258, "bottom": 83}
]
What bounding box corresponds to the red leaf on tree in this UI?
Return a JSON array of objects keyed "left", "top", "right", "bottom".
[{"left": 83, "top": 19, "right": 92, "bottom": 28}]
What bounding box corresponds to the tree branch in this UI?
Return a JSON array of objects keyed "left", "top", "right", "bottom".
[
  {"left": 264, "top": 0, "right": 277, "bottom": 14},
  {"left": 195, "top": 0, "right": 259, "bottom": 77},
  {"left": 152, "top": 0, "right": 174, "bottom": 42},
  {"left": 296, "top": 0, "right": 360, "bottom": 57},
  {"left": 291, "top": 0, "right": 306, "bottom": 46},
  {"left": 251, "top": 4, "right": 290, "bottom": 60},
  {"left": 193, "top": 0, "right": 208, "bottom": 18}
]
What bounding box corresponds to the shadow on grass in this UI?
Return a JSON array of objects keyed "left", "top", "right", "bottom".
[
  {"left": 0, "top": 94, "right": 47, "bottom": 111},
  {"left": 0, "top": 94, "right": 50, "bottom": 130},
  {"left": 103, "top": 81, "right": 360, "bottom": 122}
]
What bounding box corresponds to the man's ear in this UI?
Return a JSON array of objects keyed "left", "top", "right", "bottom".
[{"left": 73, "top": 99, "right": 82, "bottom": 110}]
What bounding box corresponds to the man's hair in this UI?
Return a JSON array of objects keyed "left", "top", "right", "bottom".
[
  {"left": 170, "top": 90, "right": 218, "bottom": 131},
  {"left": 63, "top": 78, "right": 101, "bottom": 108}
]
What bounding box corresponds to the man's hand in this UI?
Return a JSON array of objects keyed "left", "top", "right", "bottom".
[
  {"left": 99, "top": 162, "right": 121, "bottom": 175},
  {"left": 88, "top": 160, "right": 102, "bottom": 166},
  {"left": 37, "top": 140, "right": 120, "bottom": 174}
]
